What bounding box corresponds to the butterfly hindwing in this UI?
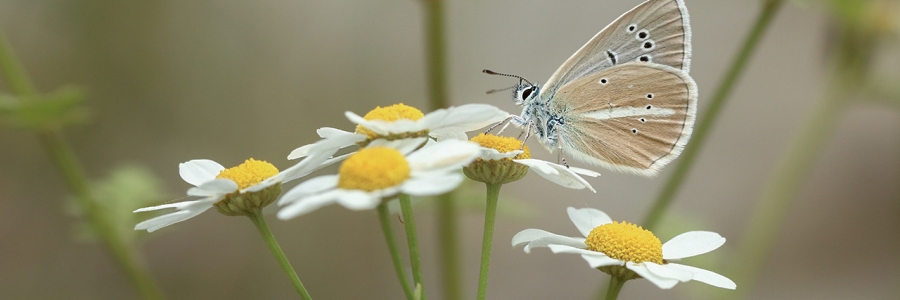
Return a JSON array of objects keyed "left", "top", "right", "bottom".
[
  {"left": 540, "top": 0, "right": 691, "bottom": 99},
  {"left": 550, "top": 62, "right": 697, "bottom": 176}
]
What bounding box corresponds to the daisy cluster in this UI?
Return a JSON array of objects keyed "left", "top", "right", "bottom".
[{"left": 134, "top": 101, "right": 734, "bottom": 297}]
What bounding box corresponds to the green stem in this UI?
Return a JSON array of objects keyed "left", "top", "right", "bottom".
[
  {"left": 436, "top": 192, "right": 462, "bottom": 300},
  {"left": 603, "top": 276, "right": 626, "bottom": 300},
  {"left": 475, "top": 183, "right": 502, "bottom": 300},
  {"left": 642, "top": 0, "right": 786, "bottom": 231},
  {"left": 399, "top": 194, "right": 426, "bottom": 300},
  {"left": 0, "top": 29, "right": 165, "bottom": 300},
  {"left": 420, "top": 1, "right": 459, "bottom": 298},
  {"left": 723, "top": 65, "right": 854, "bottom": 300},
  {"left": 377, "top": 203, "right": 415, "bottom": 300},
  {"left": 247, "top": 211, "right": 313, "bottom": 300},
  {"left": 422, "top": 0, "right": 448, "bottom": 111}
]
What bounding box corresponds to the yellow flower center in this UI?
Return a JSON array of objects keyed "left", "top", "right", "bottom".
[
  {"left": 470, "top": 133, "right": 531, "bottom": 159},
  {"left": 585, "top": 221, "right": 664, "bottom": 264},
  {"left": 355, "top": 103, "right": 425, "bottom": 139},
  {"left": 216, "top": 159, "right": 279, "bottom": 190},
  {"left": 337, "top": 147, "right": 411, "bottom": 191}
]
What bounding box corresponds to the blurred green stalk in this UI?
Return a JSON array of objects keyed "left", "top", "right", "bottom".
[
  {"left": 420, "top": 0, "right": 462, "bottom": 299},
  {"left": 642, "top": 0, "right": 786, "bottom": 231},
  {"left": 0, "top": 31, "right": 165, "bottom": 300}
]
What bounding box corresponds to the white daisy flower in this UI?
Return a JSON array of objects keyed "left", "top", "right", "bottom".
[
  {"left": 512, "top": 207, "right": 736, "bottom": 290},
  {"left": 134, "top": 148, "right": 339, "bottom": 232},
  {"left": 276, "top": 138, "right": 482, "bottom": 219},
  {"left": 287, "top": 103, "right": 509, "bottom": 160},
  {"left": 463, "top": 133, "right": 599, "bottom": 191}
]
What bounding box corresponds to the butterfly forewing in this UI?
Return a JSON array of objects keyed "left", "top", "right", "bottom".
[
  {"left": 550, "top": 62, "right": 697, "bottom": 176},
  {"left": 540, "top": 0, "right": 691, "bottom": 99}
]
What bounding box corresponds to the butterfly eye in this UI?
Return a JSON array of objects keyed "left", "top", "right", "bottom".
[{"left": 521, "top": 87, "right": 535, "bottom": 100}]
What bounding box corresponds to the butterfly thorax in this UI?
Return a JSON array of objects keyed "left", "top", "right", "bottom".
[{"left": 512, "top": 83, "right": 564, "bottom": 150}]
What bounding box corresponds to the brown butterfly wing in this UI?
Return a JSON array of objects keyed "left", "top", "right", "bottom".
[
  {"left": 549, "top": 62, "right": 697, "bottom": 176},
  {"left": 540, "top": 0, "right": 691, "bottom": 100}
]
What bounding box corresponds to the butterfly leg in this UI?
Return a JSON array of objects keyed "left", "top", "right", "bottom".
[
  {"left": 557, "top": 131, "right": 569, "bottom": 168},
  {"left": 519, "top": 122, "right": 533, "bottom": 150},
  {"left": 485, "top": 115, "right": 514, "bottom": 134}
]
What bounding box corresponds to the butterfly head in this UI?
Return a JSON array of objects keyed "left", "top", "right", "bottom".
[
  {"left": 483, "top": 69, "right": 540, "bottom": 106},
  {"left": 513, "top": 83, "right": 539, "bottom": 106}
]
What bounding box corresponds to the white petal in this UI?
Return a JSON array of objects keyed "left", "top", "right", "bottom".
[
  {"left": 644, "top": 262, "right": 694, "bottom": 282},
  {"left": 179, "top": 159, "right": 224, "bottom": 186},
  {"left": 662, "top": 231, "right": 726, "bottom": 260},
  {"left": 666, "top": 263, "right": 736, "bottom": 289},
  {"left": 422, "top": 104, "right": 509, "bottom": 133},
  {"left": 432, "top": 131, "right": 467, "bottom": 141},
  {"left": 516, "top": 159, "right": 595, "bottom": 192},
  {"left": 566, "top": 207, "right": 612, "bottom": 237},
  {"left": 287, "top": 144, "right": 317, "bottom": 160},
  {"left": 134, "top": 199, "right": 217, "bottom": 232},
  {"left": 401, "top": 173, "right": 463, "bottom": 196},
  {"left": 277, "top": 175, "right": 339, "bottom": 206},
  {"left": 134, "top": 198, "right": 215, "bottom": 212},
  {"left": 317, "top": 127, "right": 352, "bottom": 138},
  {"left": 477, "top": 147, "right": 521, "bottom": 160},
  {"left": 547, "top": 244, "right": 596, "bottom": 255},
  {"left": 406, "top": 139, "right": 480, "bottom": 172},
  {"left": 334, "top": 190, "right": 382, "bottom": 210},
  {"left": 569, "top": 166, "right": 601, "bottom": 177},
  {"left": 186, "top": 179, "right": 238, "bottom": 196},
  {"left": 279, "top": 151, "right": 347, "bottom": 183},
  {"left": 580, "top": 253, "right": 623, "bottom": 268},
  {"left": 276, "top": 189, "right": 342, "bottom": 219},
  {"left": 626, "top": 263, "right": 681, "bottom": 289},
  {"left": 367, "top": 137, "right": 428, "bottom": 155},
  {"left": 511, "top": 229, "right": 587, "bottom": 254}
]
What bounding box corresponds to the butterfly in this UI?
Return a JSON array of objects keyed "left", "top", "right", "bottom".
[{"left": 488, "top": 0, "right": 698, "bottom": 176}]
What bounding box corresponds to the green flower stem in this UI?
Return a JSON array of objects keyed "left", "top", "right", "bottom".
[
  {"left": 475, "top": 183, "right": 502, "bottom": 300},
  {"left": 0, "top": 30, "right": 165, "bottom": 300},
  {"left": 247, "top": 211, "right": 313, "bottom": 300},
  {"left": 642, "top": 0, "right": 785, "bottom": 231},
  {"left": 422, "top": 0, "right": 448, "bottom": 111},
  {"left": 377, "top": 203, "right": 416, "bottom": 300},
  {"left": 603, "top": 276, "right": 626, "bottom": 300},
  {"left": 421, "top": 1, "right": 460, "bottom": 298},
  {"left": 399, "top": 194, "right": 427, "bottom": 300},
  {"left": 723, "top": 63, "right": 855, "bottom": 300},
  {"left": 436, "top": 192, "right": 462, "bottom": 300}
]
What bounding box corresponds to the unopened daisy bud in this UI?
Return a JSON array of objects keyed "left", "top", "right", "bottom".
[
  {"left": 463, "top": 133, "right": 531, "bottom": 185},
  {"left": 212, "top": 159, "right": 282, "bottom": 216}
]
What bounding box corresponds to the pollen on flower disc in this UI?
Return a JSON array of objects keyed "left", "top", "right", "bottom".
[
  {"left": 216, "top": 158, "right": 279, "bottom": 190},
  {"left": 471, "top": 133, "right": 531, "bottom": 159},
  {"left": 355, "top": 103, "right": 425, "bottom": 139},
  {"left": 585, "top": 221, "right": 664, "bottom": 264},
  {"left": 338, "top": 147, "right": 411, "bottom": 191}
]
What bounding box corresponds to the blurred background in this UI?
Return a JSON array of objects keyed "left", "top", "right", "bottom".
[{"left": 1, "top": 0, "right": 898, "bottom": 299}]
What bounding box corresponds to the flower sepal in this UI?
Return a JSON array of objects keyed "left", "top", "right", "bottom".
[
  {"left": 463, "top": 159, "right": 529, "bottom": 185},
  {"left": 599, "top": 265, "right": 641, "bottom": 281},
  {"left": 213, "top": 183, "right": 282, "bottom": 216}
]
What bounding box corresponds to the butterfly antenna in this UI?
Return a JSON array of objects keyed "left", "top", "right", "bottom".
[
  {"left": 485, "top": 85, "right": 516, "bottom": 95},
  {"left": 483, "top": 69, "right": 533, "bottom": 86}
]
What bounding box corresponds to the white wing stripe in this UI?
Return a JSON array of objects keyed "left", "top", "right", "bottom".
[{"left": 580, "top": 106, "right": 675, "bottom": 120}]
